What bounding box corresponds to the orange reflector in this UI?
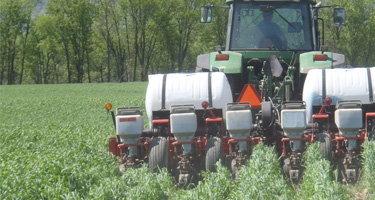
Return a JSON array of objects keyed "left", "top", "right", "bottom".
[
  {"left": 215, "top": 54, "right": 229, "bottom": 61},
  {"left": 236, "top": 84, "right": 262, "bottom": 109},
  {"left": 313, "top": 54, "right": 328, "bottom": 61},
  {"left": 105, "top": 103, "right": 112, "bottom": 111}
]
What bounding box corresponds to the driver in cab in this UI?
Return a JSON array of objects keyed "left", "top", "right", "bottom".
[{"left": 255, "top": 11, "right": 287, "bottom": 49}]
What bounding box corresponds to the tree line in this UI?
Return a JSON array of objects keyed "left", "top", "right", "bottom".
[
  {"left": 0, "top": 0, "right": 227, "bottom": 84},
  {"left": 321, "top": 0, "right": 375, "bottom": 67},
  {"left": 0, "top": 0, "right": 373, "bottom": 85}
]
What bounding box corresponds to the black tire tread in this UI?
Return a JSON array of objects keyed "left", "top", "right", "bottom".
[
  {"left": 149, "top": 137, "right": 168, "bottom": 172},
  {"left": 316, "top": 132, "right": 332, "bottom": 162},
  {"left": 205, "top": 137, "right": 223, "bottom": 172}
]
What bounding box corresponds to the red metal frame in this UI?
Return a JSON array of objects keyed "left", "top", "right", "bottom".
[
  {"left": 153, "top": 119, "right": 169, "bottom": 125},
  {"left": 366, "top": 112, "right": 375, "bottom": 140},
  {"left": 330, "top": 113, "right": 373, "bottom": 157},
  {"left": 226, "top": 136, "right": 262, "bottom": 154},
  {"left": 281, "top": 137, "right": 307, "bottom": 157},
  {"left": 312, "top": 113, "right": 329, "bottom": 135},
  {"left": 251, "top": 136, "right": 262, "bottom": 145},
  {"left": 205, "top": 117, "right": 223, "bottom": 136},
  {"left": 167, "top": 137, "right": 177, "bottom": 158},
  {"left": 109, "top": 136, "right": 150, "bottom": 164},
  {"left": 227, "top": 137, "right": 262, "bottom": 145},
  {"left": 200, "top": 137, "right": 207, "bottom": 156},
  {"left": 334, "top": 135, "right": 360, "bottom": 141},
  {"left": 171, "top": 139, "right": 201, "bottom": 158},
  {"left": 221, "top": 136, "right": 230, "bottom": 155},
  {"left": 305, "top": 133, "right": 314, "bottom": 143},
  {"left": 172, "top": 140, "right": 198, "bottom": 145},
  {"left": 118, "top": 142, "right": 145, "bottom": 163},
  {"left": 109, "top": 137, "right": 120, "bottom": 156},
  {"left": 205, "top": 117, "right": 227, "bottom": 156},
  {"left": 228, "top": 138, "right": 253, "bottom": 143},
  {"left": 152, "top": 119, "right": 173, "bottom": 159},
  {"left": 118, "top": 143, "right": 145, "bottom": 147},
  {"left": 333, "top": 133, "right": 361, "bottom": 158},
  {"left": 360, "top": 131, "right": 367, "bottom": 143},
  {"left": 168, "top": 137, "right": 210, "bottom": 166},
  {"left": 152, "top": 119, "right": 170, "bottom": 136}
]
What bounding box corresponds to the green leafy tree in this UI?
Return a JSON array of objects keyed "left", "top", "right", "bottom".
[
  {"left": 0, "top": 0, "right": 37, "bottom": 85},
  {"left": 95, "top": 0, "right": 130, "bottom": 82},
  {"left": 46, "top": 0, "right": 96, "bottom": 83},
  {"left": 46, "top": 0, "right": 73, "bottom": 83},
  {"left": 120, "top": 0, "right": 160, "bottom": 81},
  {"left": 158, "top": 0, "right": 200, "bottom": 72},
  {"left": 190, "top": 0, "right": 228, "bottom": 71},
  {"left": 28, "top": 14, "right": 61, "bottom": 84},
  {"left": 19, "top": 0, "right": 39, "bottom": 84},
  {"left": 196, "top": 0, "right": 228, "bottom": 52},
  {"left": 322, "top": 0, "right": 375, "bottom": 67}
]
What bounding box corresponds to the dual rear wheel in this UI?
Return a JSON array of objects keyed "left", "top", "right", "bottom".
[
  {"left": 205, "top": 137, "right": 223, "bottom": 172},
  {"left": 149, "top": 137, "right": 169, "bottom": 172},
  {"left": 316, "top": 132, "right": 333, "bottom": 162}
]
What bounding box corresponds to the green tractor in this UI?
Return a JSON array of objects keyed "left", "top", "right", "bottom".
[
  {"left": 198, "top": 0, "right": 346, "bottom": 103},
  {"left": 107, "top": 0, "right": 375, "bottom": 185},
  {"left": 198, "top": 0, "right": 373, "bottom": 183}
]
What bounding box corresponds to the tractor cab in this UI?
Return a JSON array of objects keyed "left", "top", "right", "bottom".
[
  {"left": 201, "top": 0, "right": 320, "bottom": 52},
  {"left": 199, "top": 0, "right": 346, "bottom": 103},
  {"left": 227, "top": 1, "right": 315, "bottom": 51}
]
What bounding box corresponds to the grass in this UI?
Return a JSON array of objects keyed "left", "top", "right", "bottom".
[
  {"left": 296, "top": 143, "right": 350, "bottom": 200},
  {"left": 0, "top": 83, "right": 150, "bottom": 199},
  {"left": 359, "top": 140, "right": 375, "bottom": 199},
  {"left": 0, "top": 83, "right": 373, "bottom": 199},
  {"left": 228, "top": 144, "right": 293, "bottom": 200},
  {"left": 171, "top": 162, "right": 233, "bottom": 200}
]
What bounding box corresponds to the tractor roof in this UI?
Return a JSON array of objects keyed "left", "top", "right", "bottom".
[{"left": 226, "top": 0, "right": 317, "bottom": 5}]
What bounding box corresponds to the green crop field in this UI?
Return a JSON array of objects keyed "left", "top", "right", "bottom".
[{"left": 1, "top": 83, "right": 374, "bottom": 199}]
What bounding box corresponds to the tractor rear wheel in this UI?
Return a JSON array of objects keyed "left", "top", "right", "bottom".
[
  {"left": 149, "top": 137, "right": 169, "bottom": 172},
  {"left": 205, "top": 137, "right": 223, "bottom": 172},
  {"left": 316, "top": 132, "right": 332, "bottom": 162}
]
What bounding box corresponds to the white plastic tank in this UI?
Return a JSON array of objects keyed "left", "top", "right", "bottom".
[
  {"left": 335, "top": 108, "right": 362, "bottom": 136},
  {"left": 170, "top": 106, "right": 197, "bottom": 142},
  {"left": 281, "top": 109, "right": 306, "bottom": 139},
  {"left": 170, "top": 106, "right": 198, "bottom": 154},
  {"left": 226, "top": 110, "right": 252, "bottom": 139},
  {"left": 116, "top": 114, "right": 144, "bottom": 144},
  {"left": 281, "top": 102, "right": 307, "bottom": 151},
  {"left": 146, "top": 72, "right": 233, "bottom": 128},
  {"left": 335, "top": 101, "right": 363, "bottom": 150},
  {"left": 170, "top": 113, "right": 197, "bottom": 140},
  {"left": 225, "top": 104, "right": 252, "bottom": 152},
  {"left": 303, "top": 67, "right": 375, "bottom": 123}
]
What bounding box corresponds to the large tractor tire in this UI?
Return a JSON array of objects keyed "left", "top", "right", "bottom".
[
  {"left": 149, "top": 137, "right": 169, "bottom": 172},
  {"left": 205, "top": 137, "right": 223, "bottom": 172},
  {"left": 316, "top": 132, "right": 332, "bottom": 162}
]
